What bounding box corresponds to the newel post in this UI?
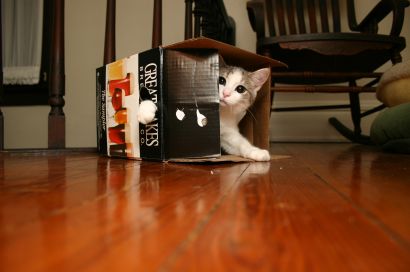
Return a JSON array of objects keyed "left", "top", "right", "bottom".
[
  {"left": 0, "top": 0, "right": 4, "bottom": 150},
  {"left": 152, "top": 0, "right": 162, "bottom": 48},
  {"left": 48, "top": 0, "right": 66, "bottom": 149},
  {"left": 104, "top": 0, "right": 116, "bottom": 65}
]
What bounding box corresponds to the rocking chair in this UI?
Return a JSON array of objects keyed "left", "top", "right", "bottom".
[{"left": 247, "top": 0, "right": 409, "bottom": 143}]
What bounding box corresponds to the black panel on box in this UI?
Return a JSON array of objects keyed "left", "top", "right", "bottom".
[
  {"left": 96, "top": 66, "right": 107, "bottom": 154},
  {"left": 138, "top": 48, "right": 163, "bottom": 160},
  {"left": 163, "top": 49, "right": 220, "bottom": 159}
]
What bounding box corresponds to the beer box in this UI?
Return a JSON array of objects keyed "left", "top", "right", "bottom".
[{"left": 96, "top": 38, "right": 285, "bottom": 161}]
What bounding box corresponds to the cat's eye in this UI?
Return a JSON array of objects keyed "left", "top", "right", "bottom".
[
  {"left": 235, "top": 85, "right": 247, "bottom": 93},
  {"left": 218, "top": 76, "right": 226, "bottom": 86}
]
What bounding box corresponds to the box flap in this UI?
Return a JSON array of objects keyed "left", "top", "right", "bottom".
[
  {"left": 164, "top": 37, "right": 287, "bottom": 71},
  {"left": 168, "top": 154, "right": 291, "bottom": 163}
]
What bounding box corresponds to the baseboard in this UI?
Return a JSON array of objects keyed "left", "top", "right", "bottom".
[{"left": 268, "top": 99, "right": 381, "bottom": 142}]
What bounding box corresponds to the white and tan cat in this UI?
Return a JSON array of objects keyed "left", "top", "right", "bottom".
[
  {"left": 218, "top": 65, "right": 271, "bottom": 161},
  {"left": 137, "top": 65, "right": 271, "bottom": 161}
]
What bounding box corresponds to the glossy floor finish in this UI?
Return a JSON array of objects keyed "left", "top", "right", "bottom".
[{"left": 0, "top": 143, "right": 409, "bottom": 272}]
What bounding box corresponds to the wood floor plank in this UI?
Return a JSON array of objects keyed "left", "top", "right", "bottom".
[
  {"left": 1, "top": 144, "right": 409, "bottom": 272},
  {"left": 169, "top": 158, "right": 410, "bottom": 272},
  {"left": 0, "top": 154, "right": 249, "bottom": 272},
  {"left": 0, "top": 153, "right": 128, "bottom": 234},
  {"left": 281, "top": 143, "right": 410, "bottom": 244}
]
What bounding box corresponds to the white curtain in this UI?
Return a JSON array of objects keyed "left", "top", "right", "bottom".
[{"left": 2, "top": 0, "right": 43, "bottom": 85}]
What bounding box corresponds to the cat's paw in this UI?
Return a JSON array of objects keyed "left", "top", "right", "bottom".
[
  {"left": 247, "top": 148, "right": 271, "bottom": 162},
  {"left": 137, "top": 100, "right": 157, "bottom": 124}
]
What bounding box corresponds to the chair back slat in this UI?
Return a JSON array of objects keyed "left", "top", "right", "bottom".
[
  {"left": 265, "top": 0, "right": 344, "bottom": 35},
  {"left": 275, "top": 0, "right": 287, "bottom": 35},
  {"left": 296, "top": 0, "right": 306, "bottom": 33},
  {"left": 286, "top": 1, "right": 297, "bottom": 34},
  {"left": 319, "top": 0, "right": 329, "bottom": 32},
  {"left": 331, "top": 0, "right": 341, "bottom": 32},
  {"left": 266, "top": 0, "right": 276, "bottom": 36},
  {"left": 307, "top": 0, "right": 318, "bottom": 33}
]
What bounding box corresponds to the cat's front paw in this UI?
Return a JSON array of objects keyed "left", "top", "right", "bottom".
[
  {"left": 247, "top": 148, "right": 271, "bottom": 162},
  {"left": 137, "top": 100, "right": 157, "bottom": 124}
]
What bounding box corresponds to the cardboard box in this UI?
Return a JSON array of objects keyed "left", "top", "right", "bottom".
[{"left": 96, "top": 38, "right": 285, "bottom": 161}]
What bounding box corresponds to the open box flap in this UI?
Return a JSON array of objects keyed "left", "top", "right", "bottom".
[
  {"left": 168, "top": 154, "right": 291, "bottom": 163},
  {"left": 164, "top": 37, "right": 287, "bottom": 71}
]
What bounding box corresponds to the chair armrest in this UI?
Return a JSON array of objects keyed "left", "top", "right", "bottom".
[
  {"left": 348, "top": 0, "right": 409, "bottom": 36},
  {"left": 247, "top": 0, "right": 265, "bottom": 39}
]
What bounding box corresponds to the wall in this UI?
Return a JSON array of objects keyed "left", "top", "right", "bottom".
[{"left": 2, "top": 0, "right": 410, "bottom": 148}]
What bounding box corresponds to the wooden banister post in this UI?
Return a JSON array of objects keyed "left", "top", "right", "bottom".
[
  {"left": 48, "top": 0, "right": 65, "bottom": 149},
  {"left": 104, "top": 0, "right": 116, "bottom": 65},
  {"left": 193, "top": 0, "right": 201, "bottom": 38},
  {"left": 152, "top": 0, "right": 162, "bottom": 48},
  {"left": 185, "top": 0, "right": 193, "bottom": 39},
  {"left": 0, "top": 0, "right": 4, "bottom": 150}
]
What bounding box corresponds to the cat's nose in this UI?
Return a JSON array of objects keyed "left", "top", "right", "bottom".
[{"left": 223, "top": 89, "right": 230, "bottom": 98}]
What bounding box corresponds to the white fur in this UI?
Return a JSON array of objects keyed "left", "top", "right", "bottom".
[
  {"left": 137, "top": 100, "right": 157, "bottom": 124},
  {"left": 219, "top": 67, "right": 271, "bottom": 161}
]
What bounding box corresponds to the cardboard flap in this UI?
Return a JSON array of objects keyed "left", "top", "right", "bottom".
[
  {"left": 168, "top": 154, "right": 291, "bottom": 163},
  {"left": 165, "top": 37, "right": 287, "bottom": 71}
]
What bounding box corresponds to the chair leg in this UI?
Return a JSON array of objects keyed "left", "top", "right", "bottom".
[
  {"left": 270, "top": 82, "right": 275, "bottom": 114},
  {"left": 328, "top": 117, "right": 372, "bottom": 145},
  {"left": 329, "top": 88, "right": 372, "bottom": 145},
  {"left": 349, "top": 92, "right": 362, "bottom": 137}
]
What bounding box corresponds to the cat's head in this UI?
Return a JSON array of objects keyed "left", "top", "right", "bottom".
[{"left": 218, "top": 65, "right": 270, "bottom": 110}]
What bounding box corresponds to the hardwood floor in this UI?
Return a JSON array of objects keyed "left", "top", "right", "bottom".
[{"left": 0, "top": 143, "right": 409, "bottom": 271}]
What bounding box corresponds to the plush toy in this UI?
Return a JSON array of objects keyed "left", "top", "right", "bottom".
[
  {"left": 377, "top": 60, "right": 410, "bottom": 107},
  {"left": 371, "top": 61, "right": 410, "bottom": 153}
]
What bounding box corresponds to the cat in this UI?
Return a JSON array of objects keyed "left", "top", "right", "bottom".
[
  {"left": 137, "top": 64, "right": 271, "bottom": 161},
  {"left": 218, "top": 65, "right": 271, "bottom": 161}
]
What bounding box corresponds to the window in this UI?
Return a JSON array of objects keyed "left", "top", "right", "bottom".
[{"left": 1, "top": 0, "right": 52, "bottom": 106}]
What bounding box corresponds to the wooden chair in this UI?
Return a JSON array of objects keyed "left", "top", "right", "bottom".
[
  {"left": 247, "top": 0, "right": 409, "bottom": 143},
  {"left": 183, "top": 0, "right": 236, "bottom": 45},
  {"left": 103, "top": 0, "right": 236, "bottom": 67}
]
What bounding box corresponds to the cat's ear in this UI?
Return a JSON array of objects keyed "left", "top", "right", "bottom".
[
  {"left": 250, "top": 68, "right": 270, "bottom": 91},
  {"left": 219, "top": 56, "right": 228, "bottom": 68}
]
